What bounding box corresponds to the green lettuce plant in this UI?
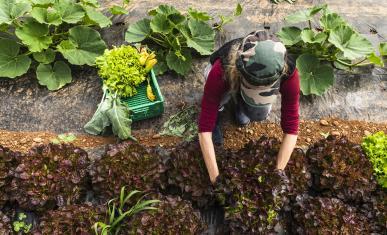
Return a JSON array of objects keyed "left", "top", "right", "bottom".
[
  {"left": 12, "top": 213, "right": 31, "bottom": 234},
  {"left": 362, "top": 131, "right": 387, "bottom": 189},
  {"left": 277, "top": 4, "right": 385, "bottom": 95},
  {"left": 0, "top": 0, "right": 127, "bottom": 90},
  {"left": 125, "top": 4, "right": 242, "bottom": 76}
]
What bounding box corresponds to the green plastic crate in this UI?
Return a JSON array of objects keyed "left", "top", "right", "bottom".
[{"left": 123, "top": 70, "right": 164, "bottom": 122}]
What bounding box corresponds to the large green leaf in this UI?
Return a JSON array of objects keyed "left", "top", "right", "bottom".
[
  {"left": 276, "top": 26, "right": 302, "bottom": 46},
  {"left": 149, "top": 4, "right": 180, "bottom": 16},
  {"left": 0, "top": 39, "right": 31, "bottom": 78},
  {"left": 125, "top": 19, "right": 151, "bottom": 42},
  {"left": 53, "top": 0, "right": 85, "bottom": 24},
  {"left": 36, "top": 61, "right": 72, "bottom": 90},
  {"left": 0, "top": 0, "right": 31, "bottom": 24},
  {"left": 319, "top": 13, "right": 346, "bottom": 31},
  {"left": 328, "top": 25, "right": 374, "bottom": 60},
  {"left": 285, "top": 4, "right": 326, "bottom": 24},
  {"left": 300, "top": 29, "right": 327, "bottom": 44},
  {"left": 80, "top": 0, "right": 100, "bottom": 8},
  {"left": 57, "top": 26, "right": 106, "bottom": 66},
  {"left": 380, "top": 42, "right": 387, "bottom": 56},
  {"left": 166, "top": 49, "right": 192, "bottom": 76},
  {"left": 83, "top": 5, "right": 111, "bottom": 28},
  {"left": 296, "top": 53, "right": 334, "bottom": 95},
  {"left": 15, "top": 18, "right": 52, "bottom": 52},
  {"left": 110, "top": 5, "right": 128, "bottom": 15},
  {"left": 32, "top": 48, "right": 56, "bottom": 64},
  {"left": 368, "top": 53, "right": 384, "bottom": 67},
  {"left": 188, "top": 8, "right": 211, "bottom": 21},
  {"left": 31, "top": 7, "right": 62, "bottom": 25},
  {"left": 30, "top": 0, "right": 55, "bottom": 6},
  {"left": 150, "top": 13, "right": 173, "bottom": 33},
  {"left": 183, "top": 19, "right": 215, "bottom": 55},
  {"left": 84, "top": 89, "right": 112, "bottom": 135},
  {"left": 107, "top": 97, "right": 133, "bottom": 140}
]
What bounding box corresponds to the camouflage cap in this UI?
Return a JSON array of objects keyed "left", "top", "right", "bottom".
[{"left": 236, "top": 31, "right": 287, "bottom": 86}]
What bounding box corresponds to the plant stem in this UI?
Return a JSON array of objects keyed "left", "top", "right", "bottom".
[
  {"left": 352, "top": 58, "right": 368, "bottom": 67},
  {"left": 148, "top": 35, "right": 168, "bottom": 48},
  {"left": 308, "top": 20, "right": 312, "bottom": 29}
]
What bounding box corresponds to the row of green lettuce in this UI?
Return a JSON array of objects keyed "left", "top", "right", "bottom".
[
  {"left": 0, "top": 2, "right": 386, "bottom": 96},
  {"left": 362, "top": 131, "right": 387, "bottom": 189}
]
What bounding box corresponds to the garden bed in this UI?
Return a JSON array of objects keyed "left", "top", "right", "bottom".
[{"left": 0, "top": 126, "right": 385, "bottom": 234}]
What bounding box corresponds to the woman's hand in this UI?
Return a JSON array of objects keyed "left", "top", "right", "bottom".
[
  {"left": 198, "top": 132, "right": 219, "bottom": 184},
  {"left": 276, "top": 133, "right": 298, "bottom": 170}
]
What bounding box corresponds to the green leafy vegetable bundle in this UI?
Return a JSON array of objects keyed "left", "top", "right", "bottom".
[
  {"left": 277, "top": 4, "right": 386, "bottom": 95},
  {"left": 96, "top": 45, "right": 147, "bottom": 98},
  {"left": 362, "top": 131, "right": 387, "bottom": 189},
  {"left": 0, "top": 0, "right": 128, "bottom": 90},
  {"left": 125, "top": 4, "right": 242, "bottom": 76},
  {"left": 85, "top": 45, "right": 157, "bottom": 140}
]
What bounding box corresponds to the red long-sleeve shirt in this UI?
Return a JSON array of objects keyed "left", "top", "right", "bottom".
[{"left": 199, "top": 59, "right": 300, "bottom": 135}]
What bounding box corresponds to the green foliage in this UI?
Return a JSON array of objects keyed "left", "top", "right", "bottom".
[
  {"left": 278, "top": 4, "right": 381, "bottom": 95},
  {"left": 159, "top": 105, "right": 198, "bottom": 141},
  {"left": 84, "top": 87, "right": 135, "bottom": 140},
  {"left": 126, "top": 4, "right": 242, "bottom": 76},
  {"left": 93, "top": 187, "right": 159, "bottom": 235},
  {"left": 51, "top": 133, "right": 77, "bottom": 144},
  {"left": 296, "top": 54, "right": 333, "bottom": 95},
  {"left": 12, "top": 213, "right": 31, "bottom": 234},
  {"left": 95, "top": 45, "right": 147, "bottom": 98},
  {"left": 0, "top": 0, "right": 116, "bottom": 90},
  {"left": 362, "top": 132, "right": 387, "bottom": 188},
  {"left": 36, "top": 61, "right": 72, "bottom": 91}
]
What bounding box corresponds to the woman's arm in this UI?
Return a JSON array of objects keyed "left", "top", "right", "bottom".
[
  {"left": 276, "top": 133, "right": 298, "bottom": 170},
  {"left": 198, "top": 59, "right": 227, "bottom": 183},
  {"left": 199, "top": 132, "right": 219, "bottom": 183}
]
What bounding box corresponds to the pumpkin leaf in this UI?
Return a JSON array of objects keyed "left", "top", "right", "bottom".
[
  {"left": 53, "top": 0, "right": 85, "bottom": 24},
  {"left": 36, "top": 61, "right": 72, "bottom": 90},
  {"left": 301, "top": 29, "right": 327, "bottom": 44},
  {"left": 285, "top": 4, "right": 327, "bottom": 24},
  {"left": 57, "top": 26, "right": 106, "bottom": 66},
  {"left": 166, "top": 49, "right": 192, "bottom": 76},
  {"left": 125, "top": 18, "right": 151, "bottom": 42},
  {"left": 0, "top": 0, "right": 31, "bottom": 25},
  {"left": 379, "top": 42, "right": 387, "bottom": 56},
  {"left": 150, "top": 13, "right": 173, "bottom": 34},
  {"left": 110, "top": 6, "right": 128, "bottom": 15},
  {"left": 0, "top": 39, "right": 31, "bottom": 78},
  {"left": 30, "top": 7, "right": 62, "bottom": 26},
  {"left": 296, "top": 53, "right": 334, "bottom": 95},
  {"left": 32, "top": 48, "right": 56, "bottom": 64},
  {"left": 182, "top": 19, "right": 215, "bottom": 55},
  {"left": 15, "top": 18, "right": 52, "bottom": 52},
  {"left": 328, "top": 25, "right": 374, "bottom": 60},
  {"left": 368, "top": 53, "right": 384, "bottom": 67},
  {"left": 319, "top": 12, "right": 346, "bottom": 31},
  {"left": 83, "top": 5, "right": 111, "bottom": 28},
  {"left": 188, "top": 8, "right": 212, "bottom": 21},
  {"left": 276, "top": 26, "right": 302, "bottom": 46}
]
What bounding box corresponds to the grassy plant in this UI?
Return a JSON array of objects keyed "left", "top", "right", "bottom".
[{"left": 93, "top": 187, "right": 160, "bottom": 235}]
